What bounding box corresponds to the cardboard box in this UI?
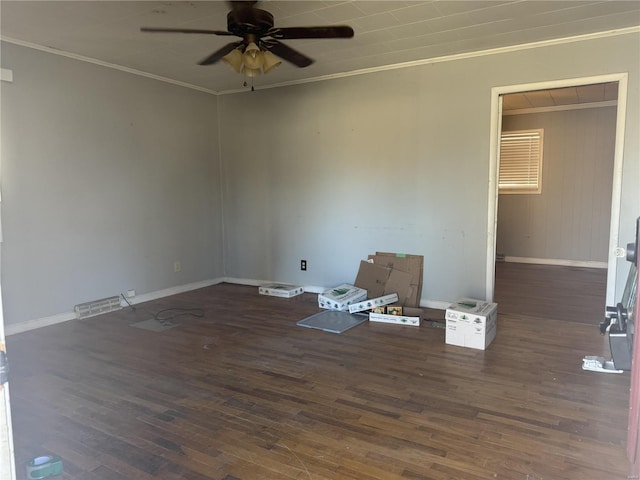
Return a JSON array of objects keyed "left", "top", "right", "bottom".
[
  {"left": 318, "top": 284, "right": 367, "bottom": 311},
  {"left": 258, "top": 284, "right": 304, "bottom": 298},
  {"left": 369, "top": 306, "right": 422, "bottom": 326},
  {"left": 354, "top": 261, "right": 391, "bottom": 298},
  {"left": 348, "top": 293, "right": 399, "bottom": 314},
  {"left": 445, "top": 298, "right": 497, "bottom": 350},
  {"left": 367, "top": 252, "right": 423, "bottom": 307}
]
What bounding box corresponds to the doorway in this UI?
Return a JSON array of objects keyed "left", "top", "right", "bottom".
[{"left": 486, "top": 74, "right": 629, "bottom": 317}]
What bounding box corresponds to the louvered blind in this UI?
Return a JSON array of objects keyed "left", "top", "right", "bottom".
[{"left": 499, "top": 129, "right": 544, "bottom": 194}]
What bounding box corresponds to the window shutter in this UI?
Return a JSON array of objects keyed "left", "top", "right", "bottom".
[{"left": 499, "top": 129, "right": 544, "bottom": 194}]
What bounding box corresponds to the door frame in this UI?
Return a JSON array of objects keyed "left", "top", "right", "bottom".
[
  {"left": 485, "top": 72, "right": 629, "bottom": 306},
  {"left": 0, "top": 64, "right": 17, "bottom": 479}
]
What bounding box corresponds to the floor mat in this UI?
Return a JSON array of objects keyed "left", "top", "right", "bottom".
[
  {"left": 297, "top": 310, "right": 367, "bottom": 334},
  {"left": 129, "top": 318, "right": 181, "bottom": 332}
]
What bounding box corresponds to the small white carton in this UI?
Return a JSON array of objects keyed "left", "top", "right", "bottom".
[
  {"left": 259, "top": 284, "right": 304, "bottom": 298},
  {"left": 348, "top": 293, "right": 399, "bottom": 314},
  {"left": 445, "top": 298, "right": 498, "bottom": 350},
  {"left": 369, "top": 311, "right": 420, "bottom": 326},
  {"left": 318, "top": 284, "right": 367, "bottom": 311}
]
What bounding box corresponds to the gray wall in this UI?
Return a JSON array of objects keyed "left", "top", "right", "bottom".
[
  {"left": 220, "top": 67, "right": 492, "bottom": 303},
  {"left": 497, "top": 106, "right": 617, "bottom": 263},
  {"left": 1, "top": 31, "right": 638, "bottom": 329},
  {"left": 219, "top": 32, "right": 639, "bottom": 305},
  {"left": 0, "top": 42, "right": 224, "bottom": 325}
]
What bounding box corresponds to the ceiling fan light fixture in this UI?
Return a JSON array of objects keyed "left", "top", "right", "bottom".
[
  {"left": 262, "top": 50, "right": 282, "bottom": 74},
  {"left": 222, "top": 48, "right": 243, "bottom": 73},
  {"left": 242, "top": 66, "right": 262, "bottom": 78},
  {"left": 242, "top": 42, "right": 264, "bottom": 70}
]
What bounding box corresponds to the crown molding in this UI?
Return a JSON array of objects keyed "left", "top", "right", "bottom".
[
  {"left": 225, "top": 26, "right": 640, "bottom": 94},
  {"left": 0, "top": 36, "right": 219, "bottom": 95},
  {"left": 3, "top": 25, "right": 639, "bottom": 96}
]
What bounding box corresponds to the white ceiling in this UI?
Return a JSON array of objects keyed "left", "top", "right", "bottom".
[{"left": 1, "top": 1, "right": 639, "bottom": 94}]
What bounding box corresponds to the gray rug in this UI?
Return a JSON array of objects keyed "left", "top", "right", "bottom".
[
  {"left": 297, "top": 310, "right": 367, "bottom": 334},
  {"left": 130, "top": 318, "right": 181, "bottom": 332}
]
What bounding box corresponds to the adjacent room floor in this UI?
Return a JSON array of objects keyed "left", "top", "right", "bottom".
[
  {"left": 494, "top": 261, "right": 608, "bottom": 324},
  {"left": 6, "top": 266, "right": 629, "bottom": 479}
]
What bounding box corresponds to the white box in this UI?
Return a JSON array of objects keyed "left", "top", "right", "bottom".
[
  {"left": 369, "top": 312, "right": 420, "bottom": 326},
  {"left": 318, "top": 284, "right": 367, "bottom": 311},
  {"left": 259, "top": 284, "right": 304, "bottom": 298},
  {"left": 348, "top": 293, "right": 399, "bottom": 314},
  {"left": 445, "top": 298, "right": 497, "bottom": 350}
]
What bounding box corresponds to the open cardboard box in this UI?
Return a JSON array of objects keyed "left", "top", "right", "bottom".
[
  {"left": 348, "top": 293, "right": 398, "bottom": 314},
  {"left": 353, "top": 252, "right": 425, "bottom": 325},
  {"left": 369, "top": 305, "right": 423, "bottom": 326},
  {"left": 316, "top": 252, "right": 424, "bottom": 320},
  {"left": 354, "top": 252, "right": 423, "bottom": 308}
]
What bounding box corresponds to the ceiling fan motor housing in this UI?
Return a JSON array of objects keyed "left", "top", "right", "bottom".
[{"left": 227, "top": 8, "right": 274, "bottom": 37}]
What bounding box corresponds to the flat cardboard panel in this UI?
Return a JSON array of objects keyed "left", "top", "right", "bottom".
[
  {"left": 354, "top": 261, "right": 391, "bottom": 298},
  {"left": 383, "top": 269, "right": 413, "bottom": 306},
  {"left": 373, "top": 252, "right": 424, "bottom": 278},
  {"left": 369, "top": 252, "right": 423, "bottom": 307}
]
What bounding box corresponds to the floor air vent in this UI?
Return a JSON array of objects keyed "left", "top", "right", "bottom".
[{"left": 74, "top": 296, "right": 122, "bottom": 319}]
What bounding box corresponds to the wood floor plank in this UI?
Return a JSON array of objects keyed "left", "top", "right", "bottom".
[{"left": 7, "top": 277, "right": 630, "bottom": 479}]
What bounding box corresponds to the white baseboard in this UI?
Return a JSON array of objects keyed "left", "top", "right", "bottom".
[
  {"left": 503, "top": 256, "right": 608, "bottom": 269},
  {"left": 6, "top": 276, "right": 450, "bottom": 335},
  {"left": 222, "top": 277, "right": 263, "bottom": 287},
  {"left": 224, "top": 277, "right": 326, "bottom": 294},
  {"left": 6, "top": 277, "right": 226, "bottom": 336},
  {"left": 124, "top": 278, "right": 225, "bottom": 306},
  {"left": 6, "top": 311, "right": 77, "bottom": 336},
  {"left": 300, "top": 285, "right": 325, "bottom": 294}
]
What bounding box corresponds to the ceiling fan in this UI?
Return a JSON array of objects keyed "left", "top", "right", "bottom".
[{"left": 141, "top": 1, "right": 354, "bottom": 75}]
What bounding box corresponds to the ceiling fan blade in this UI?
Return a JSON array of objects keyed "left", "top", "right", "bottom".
[
  {"left": 141, "top": 27, "right": 233, "bottom": 36},
  {"left": 268, "top": 26, "right": 354, "bottom": 40},
  {"left": 198, "top": 41, "right": 244, "bottom": 65},
  {"left": 263, "top": 39, "right": 313, "bottom": 68}
]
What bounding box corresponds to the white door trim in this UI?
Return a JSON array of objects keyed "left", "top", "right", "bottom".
[
  {"left": 0, "top": 64, "right": 17, "bottom": 479},
  {"left": 486, "top": 72, "right": 629, "bottom": 307}
]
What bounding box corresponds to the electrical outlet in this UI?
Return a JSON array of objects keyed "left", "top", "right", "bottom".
[
  {"left": 301, "top": 259, "right": 307, "bottom": 271},
  {"left": 174, "top": 261, "right": 181, "bottom": 272},
  {"left": 126, "top": 289, "right": 136, "bottom": 298}
]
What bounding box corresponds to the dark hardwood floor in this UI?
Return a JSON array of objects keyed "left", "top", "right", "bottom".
[
  {"left": 494, "top": 262, "right": 608, "bottom": 325},
  {"left": 7, "top": 280, "right": 630, "bottom": 479}
]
